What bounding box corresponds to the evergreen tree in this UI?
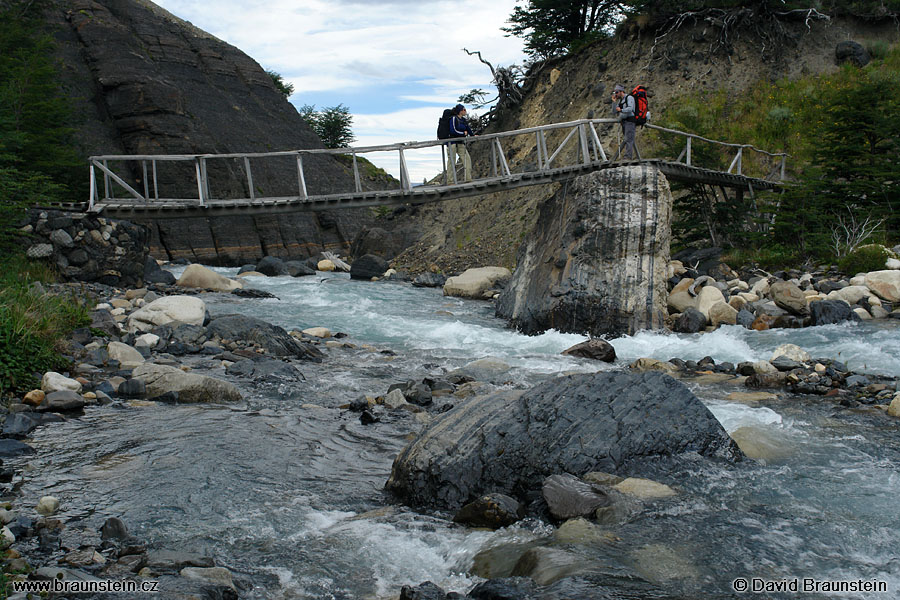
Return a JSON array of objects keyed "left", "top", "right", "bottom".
[
  {"left": 0, "top": 0, "right": 84, "bottom": 250},
  {"left": 298, "top": 104, "right": 355, "bottom": 149}
]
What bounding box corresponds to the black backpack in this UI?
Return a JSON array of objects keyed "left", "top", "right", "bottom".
[{"left": 437, "top": 108, "right": 454, "bottom": 139}]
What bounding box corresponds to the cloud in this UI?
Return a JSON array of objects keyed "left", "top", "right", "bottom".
[{"left": 153, "top": 0, "right": 525, "bottom": 178}]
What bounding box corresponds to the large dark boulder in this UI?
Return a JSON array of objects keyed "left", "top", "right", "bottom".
[
  {"left": 144, "top": 256, "right": 175, "bottom": 285},
  {"left": 350, "top": 254, "right": 389, "bottom": 280},
  {"left": 412, "top": 273, "right": 447, "bottom": 288},
  {"left": 673, "top": 307, "right": 707, "bottom": 333},
  {"left": 350, "top": 226, "right": 419, "bottom": 261},
  {"left": 810, "top": 299, "right": 857, "bottom": 326},
  {"left": 385, "top": 371, "right": 741, "bottom": 510},
  {"left": 496, "top": 166, "right": 671, "bottom": 337},
  {"left": 205, "top": 315, "right": 323, "bottom": 361},
  {"left": 255, "top": 256, "right": 289, "bottom": 277}
]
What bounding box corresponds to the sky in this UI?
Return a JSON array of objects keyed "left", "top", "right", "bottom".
[{"left": 153, "top": 0, "right": 527, "bottom": 182}]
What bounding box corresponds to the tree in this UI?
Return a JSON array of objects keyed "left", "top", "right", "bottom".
[
  {"left": 0, "top": 0, "right": 84, "bottom": 250},
  {"left": 266, "top": 69, "right": 295, "bottom": 99},
  {"left": 298, "top": 104, "right": 355, "bottom": 149},
  {"left": 503, "top": 0, "right": 627, "bottom": 59}
]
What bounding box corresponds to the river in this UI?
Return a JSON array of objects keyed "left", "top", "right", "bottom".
[{"left": 12, "top": 269, "right": 900, "bottom": 599}]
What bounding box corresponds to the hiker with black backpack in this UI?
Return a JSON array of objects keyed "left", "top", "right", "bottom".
[{"left": 437, "top": 104, "right": 474, "bottom": 183}]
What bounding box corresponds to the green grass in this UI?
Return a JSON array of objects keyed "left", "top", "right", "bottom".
[{"left": 0, "top": 253, "right": 90, "bottom": 398}]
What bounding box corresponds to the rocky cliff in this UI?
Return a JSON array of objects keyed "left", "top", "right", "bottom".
[{"left": 45, "top": 0, "right": 392, "bottom": 264}]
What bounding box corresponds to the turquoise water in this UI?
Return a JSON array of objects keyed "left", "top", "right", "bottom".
[{"left": 11, "top": 268, "right": 900, "bottom": 599}]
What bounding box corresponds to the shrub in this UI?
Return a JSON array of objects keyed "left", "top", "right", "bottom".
[
  {"left": 837, "top": 244, "right": 891, "bottom": 275},
  {"left": 0, "top": 255, "right": 90, "bottom": 397}
]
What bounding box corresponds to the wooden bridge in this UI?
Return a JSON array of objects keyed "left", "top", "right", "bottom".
[{"left": 84, "top": 118, "right": 787, "bottom": 220}]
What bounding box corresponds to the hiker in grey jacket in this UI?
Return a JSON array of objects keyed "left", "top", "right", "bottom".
[{"left": 612, "top": 84, "right": 636, "bottom": 159}]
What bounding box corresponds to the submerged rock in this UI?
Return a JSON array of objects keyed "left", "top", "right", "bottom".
[{"left": 385, "top": 371, "right": 742, "bottom": 510}]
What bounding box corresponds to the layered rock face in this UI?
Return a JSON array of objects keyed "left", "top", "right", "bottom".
[
  {"left": 496, "top": 165, "right": 672, "bottom": 337},
  {"left": 46, "top": 0, "right": 381, "bottom": 263},
  {"left": 385, "top": 371, "right": 742, "bottom": 510}
]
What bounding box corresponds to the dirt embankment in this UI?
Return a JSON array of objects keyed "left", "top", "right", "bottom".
[{"left": 390, "top": 15, "right": 898, "bottom": 276}]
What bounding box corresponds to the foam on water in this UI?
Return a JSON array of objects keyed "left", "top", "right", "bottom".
[{"left": 705, "top": 401, "right": 785, "bottom": 434}]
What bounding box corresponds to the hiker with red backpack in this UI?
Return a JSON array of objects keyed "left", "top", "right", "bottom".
[{"left": 612, "top": 84, "right": 648, "bottom": 160}]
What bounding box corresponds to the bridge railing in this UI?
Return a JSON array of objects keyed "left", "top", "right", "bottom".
[{"left": 87, "top": 118, "right": 787, "bottom": 209}]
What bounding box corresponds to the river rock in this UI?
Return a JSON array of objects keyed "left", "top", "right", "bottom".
[
  {"left": 771, "top": 344, "right": 810, "bottom": 362},
  {"left": 36, "top": 496, "right": 60, "bottom": 516},
  {"left": 467, "top": 578, "right": 536, "bottom": 600},
  {"left": 453, "top": 493, "right": 524, "bottom": 529},
  {"left": 317, "top": 259, "right": 335, "bottom": 272},
  {"left": 511, "top": 546, "right": 597, "bottom": 586},
  {"left": 809, "top": 299, "right": 855, "bottom": 326},
  {"left": 827, "top": 285, "right": 869, "bottom": 305},
  {"left": 673, "top": 307, "right": 706, "bottom": 333},
  {"left": 888, "top": 393, "right": 900, "bottom": 417},
  {"left": 770, "top": 280, "right": 808, "bottom": 315},
  {"left": 854, "top": 307, "right": 872, "bottom": 320},
  {"left": 144, "top": 257, "right": 176, "bottom": 285},
  {"left": 40, "top": 390, "right": 86, "bottom": 412},
  {"left": 629, "top": 358, "right": 678, "bottom": 374},
  {"left": 385, "top": 371, "right": 741, "bottom": 510},
  {"left": 443, "top": 267, "right": 510, "bottom": 300},
  {"left": 23, "top": 389, "right": 45, "bottom": 406},
  {"left": 180, "top": 566, "right": 236, "bottom": 591},
  {"left": 106, "top": 341, "right": 145, "bottom": 369},
  {"left": 350, "top": 254, "right": 389, "bottom": 280},
  {"left": 147, "top": 550, "right": 215, "bottom": 571},
  {"left": 206, "top": 315, "right": 323, "bottom": 360},
  {"left": 542, "top": 473, "right": 610, "bottom": 520},
  {"left": 285, "top": 261, "right": 316, "bottom": 277},
  {"left": 496, "top": 166, "right": 671, "bottom": 337},
  {"left": 695, "top": 286, "right": 726, "bottom": 320},
  {"left": 176, "top": 264, "right": 242, "bottom": 292},
  {"left": 412, "top": 272, "right": 446, "bottom": 288},
  {"left": 399, "top": 582, "right": 448, "bottom": 600},
  {"left": 0, "top": 439, "right": 35, "bottom": 457},
  {"left": 708, "top": 301, "right": 738, "bottom": 327},
  {"left": 302, "top": 327, "right": 331, "bottom": 338},
  {"left": 256, "top": 256, "right": 289, "bottom": 276},
  {"left": 126, "top": 296, "right": 206, "bottom": 333},
  {"left": 864, "top": 270, "right": 900, "bottom": 302},
  {"left": 41, "top": 372, "right": 82, "bottom": 393},
  {"left": 132, "top": 363, "right": 242, "bottom": 403},
  {"left": 2, "top": 412, "right": 63, "bottom": 439},
  {"left": 561, "top": 339, "right": 616, "bottom": 362},
  {"left": 613, "top": 477, "right": 676, "bottom": 499}
]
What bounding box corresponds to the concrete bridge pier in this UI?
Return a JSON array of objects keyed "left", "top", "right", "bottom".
[{"left": 496, "top": 164, "right": 672, "bottom": 337}]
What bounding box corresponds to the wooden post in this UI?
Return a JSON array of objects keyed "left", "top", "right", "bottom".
[
  {"left": 535, "top": 132, "right": 543, "bottom": 169},
  {"left": 399, "top": 148, "right": 411, "bottom": 191},
  {"left": 89, "top": 163, "right": 97, "bottom": 210},
  {"left": 736, "top": 147, "right": 743, "bottom": 175},
  {"left": 780, "top": 155, "right": 786, "bottom": 180},
  {"left": 142, "top": 161, "right": 149, "bottom": 202},
  {"left": 589, "top": 124, "right": 607, "bottom": 162},
  {"left": 441, "top": 143, "right": 448, "bottom": 185},
  {"left": 103, "top": 159, "right": 111, "bottom": 200},
  {"left": 578, "top": 124, "right": 590, "bottom": 165},
  {"left": 244, "top": 156, "right": 255, "bottom": 201},
  {"left": 296, "top": 154, "right": 308, "bottom": 200},
  {"left": 152, "top": 160, "right": 159, "bottom": 201},
  {"left": 491, "top": 141, "right": 498, "bottom": 177},
  {"left": 494, "top": 138, "right": 511, "bottom": 177},
  {"left": 352, "top": 152, "right": 361, "bottom": 193},
  {"left": 195, "top": 159, "right": 205, "bottom": 206},
  {"left": 686, "top": 136, "right": 692, "bottom": 166},
  {"left": 200, "top": 157, "right": 210, "bottom": 202}
]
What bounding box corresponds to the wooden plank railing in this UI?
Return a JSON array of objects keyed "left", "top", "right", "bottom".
[{"left": 87, "top": 118, "right": 788, "bottom": 210}]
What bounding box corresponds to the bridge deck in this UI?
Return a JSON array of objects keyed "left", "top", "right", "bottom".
[{"left": 79, "top": 159, "right": 780, "bottom": 220}]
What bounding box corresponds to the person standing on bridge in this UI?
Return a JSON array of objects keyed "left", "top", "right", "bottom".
[
  {"left": 448, "top": 104, "right": 475, "bottom": 183},
  {"left": 612, "top": 84, "right": 636, "bottom": 160}
]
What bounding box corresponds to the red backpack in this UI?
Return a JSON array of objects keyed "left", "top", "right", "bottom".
[{"left": 630, "top": 85, "right": 648, "bottom": 126}]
